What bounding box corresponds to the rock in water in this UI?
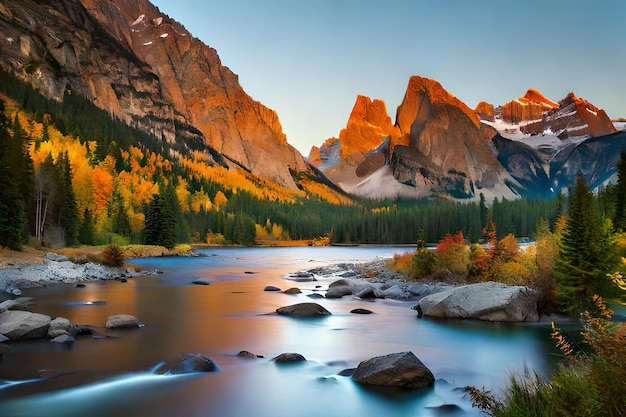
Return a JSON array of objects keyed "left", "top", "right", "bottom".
[
  {"left": 169, "top": 353, "right": 219, "bottom": 375},
  {"left": 0, "top": 310, "right": 51, "bottom": 340},
  {"left": 105, "top": 314, "right": 141, "bottom": 329},
  {"left": 351, "top": 351, "right": 434, "bottom": 390},
  {"left": 416, "top": 281, "right": 540, "bottom": 322},
  {"left": 272, "top": 353, "right": 306, "bottom": 363},
  {"left": 276, "top": 303, "right": 331, "bottom": 317}
]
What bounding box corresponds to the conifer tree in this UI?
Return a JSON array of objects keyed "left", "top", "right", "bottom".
[
  {"left": 613, "top": 151, "right": 626, "bottom": 231},
  {"left": 0, "top": 110, "right": 32, "bottom": 250},
  {"left": 143, "top": 189, "right": 178, "bottom": 249},
  {"left": 554, "top": 175, "right": 614, "bottom": 313},
  {"left": 79, "top": 208, "right": 95, "bottom": 245},
  {"left": 56, "top": 152, "right": 79, "bottom": 246}
]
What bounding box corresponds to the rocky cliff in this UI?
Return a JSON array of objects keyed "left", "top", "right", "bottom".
[
  {"left": 0, "top": 0, "right": 310, "bottom": 190},
  {"left": 521, "top": 92, "right": 616, "bottom": 139},
  {"left": 494, "top": 88, "right": 559, "bottom": 123},
  {"left": 315, "top": 76, "right": 519, "bottom": 200}
]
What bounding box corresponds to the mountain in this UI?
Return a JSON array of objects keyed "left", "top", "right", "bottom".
[
  {"left": 313, "top": 78, "right": 624, "bottom": 200},
  {"left": 0, "top": 0, "right": 312, "bottom": 190},
  {"left": 314, "top": 76, "right": 520, "bottom": 201}
]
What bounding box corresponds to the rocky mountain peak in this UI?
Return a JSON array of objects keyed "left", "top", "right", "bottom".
[
  {"left": 494, "top": 88, "right": 559, "bottom": 123},
  {"left": 0, "top": 0, "right": 311, "bottom": 190},
  {"left": 395, "top": 76, "right": 481, "bottom": 136},
  {"left": 336, "top": 95, "right": 398, "bottom": 159}
]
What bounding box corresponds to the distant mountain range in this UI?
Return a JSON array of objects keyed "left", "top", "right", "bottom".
[
  {"left": 310, "top": 78, "right": 626, "bottom": 200},
  {"left": 2, "top": 0, "right": 624, "bottom": 203}
]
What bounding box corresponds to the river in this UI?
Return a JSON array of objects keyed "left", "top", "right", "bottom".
[{"left": 0, "top": 247, "right": 561, "bottom": 417}]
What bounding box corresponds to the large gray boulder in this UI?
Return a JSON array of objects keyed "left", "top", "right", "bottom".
[
  {"left": 416, "top": 281, "right": 540, "bottom": 322},
  {"left": 0, "top": 310, "right": 51, "bottom": 340},
  {"left": 351, "top": 351, "right": 434, "bottom": 390},
  {"left": 276, "top": 302, "right": 331, "bottom": 317}
]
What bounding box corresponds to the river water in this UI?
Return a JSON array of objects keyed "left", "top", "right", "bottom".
[{"left": 0, "top": 247, "right": 560, "bottom": 417}]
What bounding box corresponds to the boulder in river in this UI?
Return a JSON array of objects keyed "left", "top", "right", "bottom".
[
  {"left": 0, "top": 310, "right": 51, "bottom": 340},
  {"left": 276, "top": 302, "right": 331, "bottom": 317},
  {"left": 169, "top": 353, "right": 219, "bottom": 375},
  {"left": 272, "top": 352, "right": 306, "bottom": 363},
  {"left": 264, "top": 285, "right": 282, "bottom": 292},
  {"left": 105, "top": 314, "right": 142, "bottom": 329},
  {"left": 351, "top": 351, "right": 434, "bottom": 390},
  {"left": 48, "top": 317, "right": 80, "bottom": 339},
  {"left": 415, "top": 281, "right": 540, "bottom": 322}
]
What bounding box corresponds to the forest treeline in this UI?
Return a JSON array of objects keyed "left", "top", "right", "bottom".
[{"left": 0, "top": 69, "right": 568, "bottom": 251}]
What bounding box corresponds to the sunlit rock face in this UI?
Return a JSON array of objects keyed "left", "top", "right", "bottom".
[
  {"left": 521, "top": 92, "right": 616, "bottom": 139},
  {"left": 337, "top": 95, "right": 399, "bottom": 159},
  {"left": 390, "top": 76, "right": 512, "bottom": 198},
  {"left": 0, "top": 0, "right": 311, "bottom": 190},
  {"left": 475, "top": 101, "right": 495, "bottom": 121},
  {"left": 495, "top": 88, "right": 559, "bottom": 123}
]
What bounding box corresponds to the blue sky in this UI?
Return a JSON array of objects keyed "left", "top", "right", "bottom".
[{"left": 150, "top": 0, "right": 626, "bottom": 155}]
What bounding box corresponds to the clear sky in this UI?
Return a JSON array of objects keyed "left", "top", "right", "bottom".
[{"left": 150, "top": 0, "right": 626, "bottom": 155}]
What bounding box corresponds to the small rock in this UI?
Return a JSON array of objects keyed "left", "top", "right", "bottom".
[
  {"left": 74, "top": 283, "right": 86, "bottom": 288},
  {"left": 283, "top": 287, "right": 301, "bottom": 295},
  {"left": 105, "top": 314, "right": 141, "bottom": 329},
  {"left": 307, "top": 293, "right": 324, "bottom": 299},
  {"left": 276, "top": 302, "right": 331, "bottom": 317},
  {"left": 338, "top": 368, "right": 356, "bottom": 377},
  {"left": 264, "top": 286, "right": 281, "bottom": 292},
  {"left": 272, "top": 353, "right": 306, "bottom": 363},
  {"left": 192, "top": 278, "right": 211, "bottom": 285},
  {"left": 10, "top": 288, "right": 22, "bottom": 296},
  {"left": 350, "top": 308, "right": 373, "bottom": 314},
  {"left": 237, "top": 350, "right": 262, "bottom": 359},
  {"left": 44, "top": 252, "right": 70, "bottom": 262},
  {"left": 0, "top": 334, "right": 9, "bottom": 343},
  {"left": 48, "top": 317, "right": 79, "bottom": 339},
  {"left": 169, "top": 353, "right": 219, "bottom": 375}
]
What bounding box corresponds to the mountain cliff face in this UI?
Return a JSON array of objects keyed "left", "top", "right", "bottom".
[
  {"left": 314, "top": 76, "right": 520, "bottom": 200},
  {"left": 0, "top": 0, "right": 310, "bottom": 190},
  {"left": 315, "top": 77, "right": 623, "bottom": 200}
]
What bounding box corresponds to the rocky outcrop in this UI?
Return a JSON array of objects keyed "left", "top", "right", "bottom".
[
  {"left": 494, "top": 88, "right": 559, "bottom": 123},
  {"left": 316, "top": 76, "right": 519, "bottom": 200},
  {"left": 521, "top": 92, "right": 616, "bottom": 139},
  {"left": 336, "top": 95, "right": 399, "bottom": 159},
  {"left": 351, "top": 351, "right": 434, "bottom": 390},
  {"left": 0, "top": 0, "right": 311, "bottom": 190},
  {"left": 415, "top": 281, "right": 540, "bottom": 322},
  {"left": 475, "top": 101, "right": 495, "bottom": 121},
  {"left": 275, "top": 302, "right": 331, "bottom": 317},
  {"left": 391, "top": 76, "right": 513, "bottom": 199}
]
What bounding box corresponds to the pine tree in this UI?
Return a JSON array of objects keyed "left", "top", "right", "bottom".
[
  {"left": 143, "top": 189, "right": 178, "bottom": 249},
  {"left": 554, "top": 175, "right": 614, "bottom": 313},
  {"left": 79, "top": 208, "right": 95, "bottom": 245},
  {"left": 0, "top": 110, "right": 31, "bottom": 250},
  {"left": 613, "top": 151, "right": 626, "bottom": 231},
  {"left": 56, "top": 152, "right": 79, "bottom": 246}
]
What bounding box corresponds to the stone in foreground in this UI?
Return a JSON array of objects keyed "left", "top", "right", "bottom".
[
  {"left": 105, "top": 314, "right": 141, "bottom": 329},
  {"left": 0, "top": 310, "right": 51, "bottom": 340},
  {"left": 416, "top": 281, "right": 540, "bottom": 322},
  {"left": 276, "top": 302, "right": 331, "bottom": 317},
  {"left": 351, "top": 351, "right": 434, "bottom": 390},
  {"left": 169, "top": 353, "right": 219, "bottom": 375}
]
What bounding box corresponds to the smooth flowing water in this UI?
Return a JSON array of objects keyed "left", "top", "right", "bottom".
[{"left": 0, "top": 247, "right": 560, "bottom": 417}]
